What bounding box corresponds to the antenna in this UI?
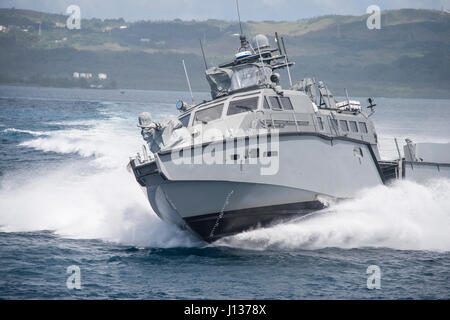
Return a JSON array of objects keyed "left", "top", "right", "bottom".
[
  {"left": 274, "top": 32, "right": 282, "bottom": 55},
  {"left": 345, "top": 88, "right": 350, "bottom": 107},
  {"left": 394, "top": 138, "right": 402, "bottom": 160},
  {"left": 236, "top": 0, "right": 243, "bottom": 35},
  {"left": 325, "top": 83, "right": 332, "bottom": 108},
  {"left": 199, "top": 39, "right": 208, "bottom": 70},
  {"left": 366, "top": 97, "right": 376, "bottom": 117},
  {"left": 255, "top": 37, "right": 267, "bottom": 84},
  {"left": 182, "top": 59, "right": 194, "bottom": 104},
  {"left": 281, "top": 36, "right": 293, "bottom": 87}
]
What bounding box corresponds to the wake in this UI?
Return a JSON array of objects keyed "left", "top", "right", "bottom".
[
  {"left": 1, "top": 114, "right": 449, "bottom": 252},
  {"left": 218, "top": 179, "right": 450, "bottom": 252},
  {"left": 0, "top": 116, "right": 198, "bottom": 248}
]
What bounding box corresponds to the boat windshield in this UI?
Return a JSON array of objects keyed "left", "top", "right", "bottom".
[{"left": 230, "top": 65, "right": 271, "bottom": 91}]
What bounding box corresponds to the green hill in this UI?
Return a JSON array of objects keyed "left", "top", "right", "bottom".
[{"left": 0, "top": 8, "right": 449, "bottom": 98}]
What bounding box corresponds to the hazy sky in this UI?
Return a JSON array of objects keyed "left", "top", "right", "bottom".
[{"left": 1, "top": 0, "right": 449, "bottom": 21}]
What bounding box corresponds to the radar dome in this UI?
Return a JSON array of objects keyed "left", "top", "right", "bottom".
[
  {"left": 138, "top": 112, "right": 153, "bottom": 128},
  {"left": 252, "top": 34, "right": 270, "bottom": 50}
]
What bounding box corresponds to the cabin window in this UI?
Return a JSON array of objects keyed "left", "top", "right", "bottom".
[
  {"left": 230, "top": 65, "right": 272, "bottom": 91},
  {"left": 280, "top": 97, "right": 294, "bottom": 110},
  {"left": 227, "top": 97, "right": 259, "bottom": 116},
  {"left": 269, "top": 96, "right": 282, "bottom": 110},
  {"left": 179, "top": 114, "right": 191, "bottom": 127},
  {"left": 339, "top": 120, "right": 349, "bottom": 132},
  {"left": 246, "top": 148, "right": 260, "bottom": 158},
  {"left": 263, "top": 97, "right": 270, "bottom": 109},
  {"left": 349, "top": 121, "right": 358, "bottom": 132},
  {"left": 231, "top": 154, "right": 240, "bottom": 160},
  {"left": 331, "top": 119, "right": 338, "bottom": 131},
  {"left": 263, "top": 151, "right": 278, "bottom": 157},
  {"left": 194, "top": 104, "right": 224, "bottom": 124},
  {"left": 317, "top": 117, "right": 324, "bottom": 130},
  {"left": 359, "top": 122, "right": 368, "bottom": 133}
]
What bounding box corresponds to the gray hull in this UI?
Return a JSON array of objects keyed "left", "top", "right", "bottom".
[
  {"left": 403, "top": 161, "right": 450, "bottom": 183},
  {"left": 147, "top": 179, "right": 324, "bottom": 241},
  {"left": 402, "top": 142, "right": 450, "bottom": 183},
  {"left": 130, "top": 133, "right": 384, "bottom": 242}
]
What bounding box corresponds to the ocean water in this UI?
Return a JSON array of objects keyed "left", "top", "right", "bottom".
[{"left": 0, "top": 85, "right": 449, "bottom": 299}]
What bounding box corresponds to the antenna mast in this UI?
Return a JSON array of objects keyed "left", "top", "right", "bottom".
[
  {"left": 182, "top": 59, "right": 194, "bottom": 104},
  {"left": 255, "top": 37, "right": 268, "bottom": 84},
  {"left": 236, "top": 0, "right": 243, "bottom": 35},
  {"left": 235, "top": 0, "right": 249, "bottom": 51},
  {"left": 199, "top": 39, "right": 208, "bottom": 70},
  {"left": 275, "top": 32, "right": 282, "bottom": 55},
  {"left": 281, "top": 36, "right": 293, "bottom": 87}
]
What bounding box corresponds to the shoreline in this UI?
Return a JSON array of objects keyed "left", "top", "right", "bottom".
[{"left": 0, "top": 82, "right": 449, "bottom": 101}]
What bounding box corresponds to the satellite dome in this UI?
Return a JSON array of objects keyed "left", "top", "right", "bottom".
[
  {"left": 138, "top": 112, "right": 153, "bottom": 127},
  {"left": 252, "top": 34, "right": 270, "bottom": 50}
]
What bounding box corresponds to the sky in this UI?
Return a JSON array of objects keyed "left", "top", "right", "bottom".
[{"left": 1, "top": 0, "right": 449, "bottom": 21}]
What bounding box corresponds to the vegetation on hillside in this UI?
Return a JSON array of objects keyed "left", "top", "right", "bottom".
[{"left": 0, "top": 8, "right": 449, "bottom": 98}]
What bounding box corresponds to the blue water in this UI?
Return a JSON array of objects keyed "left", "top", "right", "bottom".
[{"left": 0, "top": 85, "right": 449, "bottom": 299}]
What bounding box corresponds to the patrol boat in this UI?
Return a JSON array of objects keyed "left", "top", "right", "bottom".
[{"left": 128, "top": 33, "right": 450, "bottom": 242}]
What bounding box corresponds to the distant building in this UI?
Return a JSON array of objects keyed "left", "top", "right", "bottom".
[
  {"left": 54, "top": 37, "right": 67, "bottom": 43},
  {"left": 140, "top": 38, "right": 150, "bottom": 42},
  {"left": 119, "top": 25, "right": 128, "bottom": 29},
  {"left": 55, "top": 22, "right": 66, "bottom": 28},
  {"left": 78, "top": 73, "right": 92, "bottom": 79},
  {"left": 74, "top": 72, "right": 104, "bottom": 80}
]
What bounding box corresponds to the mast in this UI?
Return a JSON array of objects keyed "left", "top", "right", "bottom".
[
  {"left": 275, "top": 32, "right": 282, "bottom": 56},
  {"left": 255, "top": 36, "right": 267, "bottom": 83},
  {"left": 281, "top": 36, "right": 293, "bottom": 87},
  {"left": 182, "top": 59, "right": 194, "bottom": 104},
  {"left": 199, "top": 39, "right": 208, "bottom": 70},
  {"left": 236, "top": 0, "right": 243, "bottom": 36}
]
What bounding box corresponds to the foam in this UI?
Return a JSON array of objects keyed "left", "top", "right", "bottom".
[{"left": 218, "top": 179, "right": 450, "bottom": 252}]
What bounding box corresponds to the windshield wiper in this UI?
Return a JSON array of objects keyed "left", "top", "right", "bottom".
[{"left": 235, "top": 105, "right": 254, "bottom": 112}]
